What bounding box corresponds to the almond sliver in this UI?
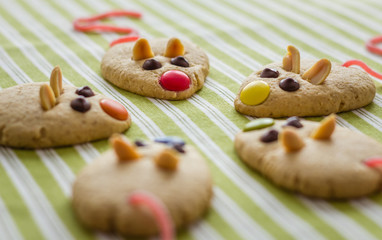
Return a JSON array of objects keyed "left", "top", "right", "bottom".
[
  {"left": 40, "top": 84, "right": 56, "bottom": 110},
  {"left": 302, "top": 59, "right": 331, "bottom": 85}
]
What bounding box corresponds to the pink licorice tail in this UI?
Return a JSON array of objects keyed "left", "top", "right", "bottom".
[
  {"left": 342, "top": 60, "right": 382, "bottom": 81},
  {"left": 128, "top": 191, "right": 174, "bottom": 240}
]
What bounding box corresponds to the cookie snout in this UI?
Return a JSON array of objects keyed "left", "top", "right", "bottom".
[{"left": 159, "top": 70, "right": 190, "bottom": 91}]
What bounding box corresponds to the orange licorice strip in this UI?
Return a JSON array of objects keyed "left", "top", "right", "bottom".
[
  {"left": 366, "top": 35, "right": 382, "bottom": 55},
  {"left": 128, "top": 192, "right": 174, "bottom": 240},
  {"left": 73, "top": 10, "right": 141, "bottom": 46},
  {"left": 342, "top": 60, "right": 382, "bottom": 80},
  {"left": 364, "top": 157, "right": 382, "bottom": 168}
]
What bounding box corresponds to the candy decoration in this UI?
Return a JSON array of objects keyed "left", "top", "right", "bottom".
[
  {"left": 311, "top": 114, "right": 336, "bottom": 140},
  {"left": 260, "top": 129, "right": 279, "bottom": 143},
  {"left": 170, "top": 56, "right": 189, "bottom": 67},
  {"left": 302, "top": 59, "right": 331, "bottom": 85},
  {"left": 143, "top": 59, "right": 162, "bottom": 70},
  {"left": 40, "top": 84, "right": 56, "bottom": 111},
  {"left": 100, "top": 99, "right": 129, "bottom": 121},
  {"left": 128, "top": 191, "right": 174, "bottom": 240},
  {"left": 364, "top": 157, "right": 382, "bottom": 168},
  {"left": 366, "top": 35, "right": 382, "bottom": 56},
  {"left": 283, "top": 45, "right": 300, "bottom": 74},
  {"left": 155, "top": 136, "right": 185, "bottom": 146},
  {"left": 243, "top": 118, "right": 274, "bottom": 132},
  {"left": 111, "top": 135, "right": 140, "bottom": 161},
  {"left": 155, "top": 136, "right": 186, "bottom": 153},
  {"left": 280, "top": 128, "right": 305, "bottom": 152},
  {"left": 155, "top": 148, "right": 179, "bottom": 170},
  {"left": 160, "top": 70, "right": 190, "bottom": 91},
  {"left": 283, "top": 116, "right": 303, "bottom": 128},
  {"left": 260, "top": 68, "right": 279, "bottom": 78},
  {"left": 240, "top": 81, "right": 270, "bottom": 105},
  {"left": 73, "top": 10, "right": 141, "bottom": 47},
  {"left": 164, "top": 38, "right": 185, "bottom": 58},
  {"left": 50, "top": 66, "right": 63, "bottom": 97},
  {"left": 71, "top": 97, "right": 91, "bottom": 113},
  {"left": 76, "top": 86, "right": 95, "bottom": 97},
  {"left": 279, "top": 78, "right": 300, "bottom": 92},
  {"left": 342, "top": 60, "right": 382, "bottom": 82},
  {"left": 133, "top": 38, "right": 155, "bottom": 61}
]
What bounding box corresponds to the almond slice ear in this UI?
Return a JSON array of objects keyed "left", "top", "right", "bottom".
[
  {"left": 40, "top": 84, "right": 56, "bottom": 110},
  {"left": 282, "top": 45, "right": 300, "bottom": 74},
  {"left": 279, "top": 128, "right": 305, "bottom": 152},
  {"left": 154, "top": 148, "right": 179, "bottom": 170},
  {"left": 302, "top": 59, "right": 331, "bottom": 85},
  {"left": 311, "top": 114, "right": 336, "bottom": 140},
  {"left": 164, "top": 38, "right": 185, "bottom": 58},
  {"left": 50, "top": 66, "right": 63, "bottom": 97},
  {"left": 110, "top": 135, "right": 141, "bottom": 161},
  {"left": 132, "top": 38, "right": 154, "bottom": 61}
]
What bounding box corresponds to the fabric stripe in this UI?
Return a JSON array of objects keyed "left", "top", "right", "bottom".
[
  {"left": 0, "top": 196, "right": 24, "bottom": 240},
  {"left": 0, "top": 148, "right": 73, "bottom": 239},
  {"left": 0, "top": 163, "right": 44, "bottom": 240},
  {"left": 213, "top": 187, "right": 274, "bottom": 240}
]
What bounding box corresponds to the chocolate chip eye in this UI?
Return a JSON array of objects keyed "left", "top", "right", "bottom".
[
  {"left": 71, "top": 97, "right": 91, "bottom": 113},
  {"left": 143, "top": 59, "right": 162, "bottom": 70},
  {"left": 173, "top": 144, "right": 185, "bottom": 153},
  {"left": 279, "top": 78, "right": 300, "bottom": 92},
  {"left": 260, "top": 68, "right": 279, "bottom": 78},
  {"left": 260, "top": 129, "right": 279, "bottom": 143},
  {"left": 170, "top": 56, "right": 189, "bottom": 67},
  {"left": 283, "top": 116, "right": 303, "bottom": 128},
  {"left": 76, "top": 86, "right": 94, "bottom": 97}
]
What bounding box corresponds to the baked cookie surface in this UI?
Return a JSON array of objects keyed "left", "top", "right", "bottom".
[
  {"left": 234, "top": 115, "right": 382, "bottom": 198},
  {"left": 234, "top": 46, "right": 376, "bottom": 118},
  {"left": 72, "top": 136, "right": 213, "bottom": 237},
  {"left": 101, "top": 38, "right": 209, "bottom": 100},
  {"left": 0, "top": 67, "right": 131, "bottom": 148}
]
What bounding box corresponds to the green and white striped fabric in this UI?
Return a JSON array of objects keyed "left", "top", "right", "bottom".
[{"left": 1, "top": 0, "right": 382, "bottom": 239}]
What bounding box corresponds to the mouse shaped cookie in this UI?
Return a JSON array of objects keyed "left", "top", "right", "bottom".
[
  {"left": 235, "top": 115, "right": 382, "bottom": 198},
  {"left": 0, "top": 66, "right": 131, "bottom": 148},
  {"left": 72, "top": 135, "right": 212, "bottom": 237},
  {"left": 234, "top": 46, "right": 376, "bottom": 117},
  {"left": 101, "top": 38, "right": 209, "bottom": 100}
]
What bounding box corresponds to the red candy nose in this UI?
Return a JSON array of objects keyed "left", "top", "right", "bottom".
[{"left": 159, "top": 70, "right": 190, "bottom": 91}]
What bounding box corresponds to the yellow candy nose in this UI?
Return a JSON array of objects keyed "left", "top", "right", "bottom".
[{"left": 240, "top": 81, "right": 270, "bottom": 105}]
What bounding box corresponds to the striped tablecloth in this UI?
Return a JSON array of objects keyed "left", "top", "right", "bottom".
[{"left": 1, "top": 0, "right": 382, "bottom": 239}]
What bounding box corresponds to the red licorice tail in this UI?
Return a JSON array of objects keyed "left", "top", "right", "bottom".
[
  {"left": 366, "top": 35, "right": 382, "bottom": 56},
  {"left": 73, "top": 10, "right": 142, "bottom": 46},
  {"left": 342, "top": 60, "right": 382, "bottom": 81},
  {"left": 364, "top": 157, "right": 382, "bottom": 168},
  {"left": 110, "top": 36, "right": 140, "bottom": 47},
  {"left": 128, "top": 191, "right": 174, "bottom": 240}
]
